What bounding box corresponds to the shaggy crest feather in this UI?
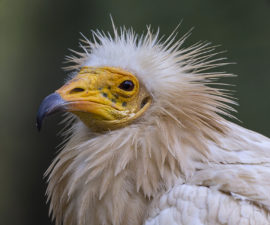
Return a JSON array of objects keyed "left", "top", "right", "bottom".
[{"left": 45, "top": 23, "right": 270, "bottom": 225}]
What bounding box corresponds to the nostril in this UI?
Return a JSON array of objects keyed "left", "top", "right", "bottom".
[{"left": 69, "top": 87, "right": 85, "bottom": 94}]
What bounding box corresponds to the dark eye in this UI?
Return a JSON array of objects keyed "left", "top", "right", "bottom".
[{"left": 118, "top": 80, "right": 134, "bottom": 91}]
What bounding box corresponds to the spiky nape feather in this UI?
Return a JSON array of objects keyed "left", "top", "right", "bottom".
[{"left": 46, "top": 25, "right": 270, "bottom": 225}]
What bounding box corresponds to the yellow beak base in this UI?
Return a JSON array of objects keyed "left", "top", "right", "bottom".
[{"left": 54, "top": 66, "right": 151, "bottom": 131}]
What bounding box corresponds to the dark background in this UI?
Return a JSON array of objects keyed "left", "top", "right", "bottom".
[{"left": 1, "top": 0, "right": 270, "bottom": 224}]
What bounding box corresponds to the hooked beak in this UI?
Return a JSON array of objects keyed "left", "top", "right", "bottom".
[
  {"left": 36, "top": 66, "right": 151, "bottom": 131},
  {"left": 36, "top": 93, "right": 67, "bottom": 131}
]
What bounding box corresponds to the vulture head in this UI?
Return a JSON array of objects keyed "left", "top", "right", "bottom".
[{"left": 36, "top": 24, "right": 251, "bottom": 225}]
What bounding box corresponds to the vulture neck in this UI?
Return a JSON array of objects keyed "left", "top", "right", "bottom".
[{"left": 46, "top": 117, "right": 230, "bottom": 225}]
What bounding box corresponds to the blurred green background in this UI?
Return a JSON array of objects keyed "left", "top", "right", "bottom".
[{"left": 1, "top": 0, "right": 270, "bottom": 224}]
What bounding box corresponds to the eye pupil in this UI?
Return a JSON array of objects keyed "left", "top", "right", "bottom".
[{"left": 118, "top": 80, "right": 134, "bottom": 91}]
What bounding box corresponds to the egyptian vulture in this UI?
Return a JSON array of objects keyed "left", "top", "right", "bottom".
[{"left": 37, "top": 24, "right": 270, "bottom": 225}]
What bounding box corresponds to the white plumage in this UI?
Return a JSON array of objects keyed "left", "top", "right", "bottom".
[{"left": 41, "top": 24, "right": 270, "bottom": 225}]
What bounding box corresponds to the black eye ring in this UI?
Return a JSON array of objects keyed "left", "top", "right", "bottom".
[{"left": 118, "top": 80, "right": 134, "bottom": 91}]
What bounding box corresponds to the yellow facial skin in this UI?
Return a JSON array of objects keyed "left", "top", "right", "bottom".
[{"left": 56, "top": 67, "right": 151, "bottom": 131}]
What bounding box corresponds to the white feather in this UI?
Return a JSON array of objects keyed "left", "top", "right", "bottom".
[{"left": 46, "top": 24, "right": 270, "bottom": 225}]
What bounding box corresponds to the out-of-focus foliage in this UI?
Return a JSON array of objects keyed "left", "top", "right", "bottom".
[{"left": 1, "top": 0, "right": 269, "bottom": 224}]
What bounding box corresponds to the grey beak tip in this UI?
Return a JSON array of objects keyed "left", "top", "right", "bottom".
[
  {"left": 36, "top": 93, "right": 66, "bottom": 131},
  {"left": 36, "top": 120, "right": 42, "bottom": 132}
]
